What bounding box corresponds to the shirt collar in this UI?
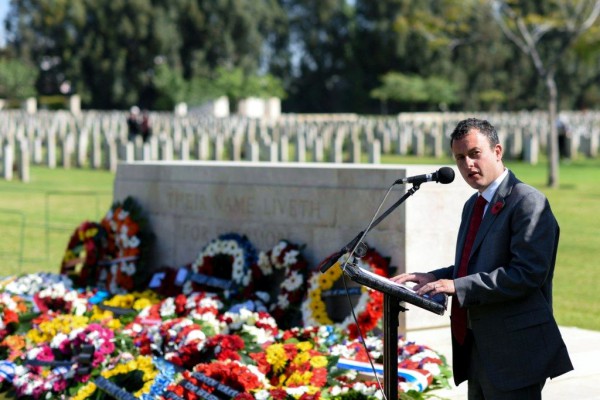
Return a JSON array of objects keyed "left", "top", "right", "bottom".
[{"left": 480, "top": 168, "right": 508, "bottom": 203}]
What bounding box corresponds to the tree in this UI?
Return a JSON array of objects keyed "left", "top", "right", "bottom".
[
  {"left": 370, "top": 72, "right": 458, "bottom": 112},
  {"left": 491, "top": 0, "right": 600, "bottom": 188},
  {"left": 280, "top": 0, "right": 356, "bottom": 112},
  {"left": 0, "top": 59, "right": 38, "bottom": 103}
]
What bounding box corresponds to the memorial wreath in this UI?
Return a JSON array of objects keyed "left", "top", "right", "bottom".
[
  {"left": 302, "top": 247, "right": 389, "bottom": 339},
  {"left": 182, "top": 233, "right": 256, "bottom": 302}
]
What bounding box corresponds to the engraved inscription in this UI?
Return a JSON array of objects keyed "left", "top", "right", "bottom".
[
  {"left": 214, "top": 194, "right": 255, "bottom": 215},
  {"left": 261, "top": 198, "right": 322, "bottom": 219},
  {"left": 167, "top": 188, "right": 323, "bottom": 221},
  {"left": 167, "top": 190, "right": 208, "bottom": 212}
]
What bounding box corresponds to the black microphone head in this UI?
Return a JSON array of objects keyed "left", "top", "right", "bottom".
[{"left": 436, "top": 167, "right": 455, "bottom": 184}]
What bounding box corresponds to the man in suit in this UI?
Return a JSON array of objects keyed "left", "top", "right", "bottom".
[{"left": 391, "top": 118, "right": 573, "bottom": 399}]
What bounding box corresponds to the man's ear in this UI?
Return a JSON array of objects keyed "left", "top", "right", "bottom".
[{"left": 495, "top": 143, "right": 503, "bottom": 160}]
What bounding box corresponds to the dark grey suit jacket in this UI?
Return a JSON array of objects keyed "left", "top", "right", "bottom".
[{"left": 430, "top": 170, "right": 573, "bottom": 390}]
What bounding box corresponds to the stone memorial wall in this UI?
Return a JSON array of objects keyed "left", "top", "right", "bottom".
[{"left": 113, "top": 161, "right": 473, "bottom": 331}]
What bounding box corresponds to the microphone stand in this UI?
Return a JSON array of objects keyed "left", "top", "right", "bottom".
[{"left": 321, "top": 183, "right": 423, "bottom": 400}]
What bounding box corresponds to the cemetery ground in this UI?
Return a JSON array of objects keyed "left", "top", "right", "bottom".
[{"left": 1, "top": 156, "right": 598, "bottom": 333}]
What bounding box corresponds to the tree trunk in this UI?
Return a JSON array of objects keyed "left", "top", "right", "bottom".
[{"left": 546, "top": 73, "right": 560, "bottom": 188}]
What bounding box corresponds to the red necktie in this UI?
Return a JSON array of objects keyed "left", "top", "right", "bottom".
[{"left": 451, "top": 195, "right": 487, "bottom": 345}]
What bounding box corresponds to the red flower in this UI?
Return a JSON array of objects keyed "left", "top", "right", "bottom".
[{"left": 491, "top": 201, "right": 504, "bottom": 215}]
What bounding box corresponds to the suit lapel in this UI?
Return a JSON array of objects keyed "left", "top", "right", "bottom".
[{"left": 471, "top": 171, "right": 517, "bottom": 257}]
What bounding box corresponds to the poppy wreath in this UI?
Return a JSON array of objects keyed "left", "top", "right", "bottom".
[
  {"left": 182, "top": 233, "right": 257, "bottom": 303},
  {"left": 99, "top": 196, "right": 153, "bottom": 294},
  {"left": 302, "top": 247, "right": 390, "bottom": 339},
  {"left": 252, "top": 240, "right": 309, "bottom": 329},
  {"left": 59, "top": 221, "right": 107, "bottom": 288}
]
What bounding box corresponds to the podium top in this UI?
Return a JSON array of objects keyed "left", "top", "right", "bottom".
[{"left": 343, "top": 262, "right": 447, "bottom": 315}]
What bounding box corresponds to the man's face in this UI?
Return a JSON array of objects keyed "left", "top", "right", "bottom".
[{"left": 451, "top": 129, "right": 504, "bottom": 192}]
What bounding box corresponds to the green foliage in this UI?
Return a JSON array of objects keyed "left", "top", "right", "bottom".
[
  {"left": 371, "top": 72, "right": 458, "bottom": 110},
  {"left": 185, "top": 76, "right": 225, "bottom": 106},
  {"left": 151, "top": 64, "right": 187, "bottom": 110},
  {"left": 4, "top": 0, "right": 600, "bottom": 112},
  {"left": 0, "top": 58, "right": 38, "bottom": 101},
  {"left": 171, "top": 66, "right": 287, "bottom": 108}
]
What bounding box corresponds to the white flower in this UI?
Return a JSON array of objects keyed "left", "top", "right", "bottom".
[
  {"left": 283, "top": 249, "right": 299, "bottom": 266},
  {"left": 329, "top": 344, "right": 355, "bottom": 358},
  {"left": 160, "top": 298, "right": 176, "bottom": 317},
  {"left": 281, "top": 271, "right": 303, "bottom": 291},
  {"left": 253, "top": 390, "right": 271, "bottom": 400},
  {"left": 129, "top": 235, "right": 140, "bottom": 248},
  {"left": 242, "top": 325, "right": 274, "bottom": 344},
  {"left": 120, "top": 262, "right": 136, "bottom": 275},
  {"left": 183, "top": 329, "right": 206, "bottom": 346},
  {"left": 286, "top": 386, "right": 309, "bottom": 396},
  {"left": 257, "top": 252, "right": 272, "bottom": 275},
  {"left": 232, "top": 260, "right": 245, "bottom": 281}
]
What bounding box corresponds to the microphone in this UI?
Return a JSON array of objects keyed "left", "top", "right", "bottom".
[{"left": 394, "top": 167, "right": 455, "bottom": 185}]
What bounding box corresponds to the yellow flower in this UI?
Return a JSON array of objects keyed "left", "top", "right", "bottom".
[
  {"left": 293, "top": 351, "right": 310, "bottom": 366},
  {"left": 91, "top": 306, "right": 114, "bottom": 321},
  {"left": 26, "top": 328, "right": 47, "bottom": 344},
  {"left": 266, "top": 343, "right": 288, "bottom": 373},
  {"left": 309, "top": 355, "right": 328, "bottom": 369},
  {"left": 107, "top": 319, "right": 122, "bottom": 330},
  {"left": 296, "top": 341, "right": 313, "bottom": 352},
  {"left": 133, "top": 298, "right": 154, "bottom": 310},
  {"left": 63, "top": 249, "right": 76, "bottom": 263},
  {"left": 71, "top": 382, "right": 97, "bottom": 400},
  {"left": 314, "top": 311, "right": 332, "bottom": 325},
  {"left": 318, "top": 275, "right": 332, "bottom": 288},
  {"left": 310, "top": 301, "right": 325, "bottom": 313},
  {"left": 286, "top": 370, "right": 312, "bottom": 386},
  {"left": 84, "top": 227, "right": 99, "bottom": 239},
  {"left": 105, "top": 294, "right": 135, "bottom": 308},
  {"left": 102, "top": 364, "right": 128, "bottom": 378}
]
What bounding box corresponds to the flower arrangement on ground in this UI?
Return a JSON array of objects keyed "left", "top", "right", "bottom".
[{"left": 0, "top": 219, "right": 453, "bottom": 399}]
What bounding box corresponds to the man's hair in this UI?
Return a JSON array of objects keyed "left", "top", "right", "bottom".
[{"left": 450, "top": 118, "right": 499, "bottom": 148}]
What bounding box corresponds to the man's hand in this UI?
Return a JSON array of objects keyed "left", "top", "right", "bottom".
[
  {"left": 391, "top": 273, "right": 456, "bottom": 296},
  {"left": 390, "top": 272, "right": 436, "bottom": 290}
]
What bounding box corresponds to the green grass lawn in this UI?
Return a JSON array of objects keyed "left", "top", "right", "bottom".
[
  {"left": 0, "top": 166, "right": 114, "bottom": 276},
  {"left": 1, "top": 157, "right": 598, "bottom": 331}
]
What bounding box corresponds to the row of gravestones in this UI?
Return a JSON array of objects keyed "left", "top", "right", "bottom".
[{"left": 1, "top": 109, "right": 599, "bottom": 181}]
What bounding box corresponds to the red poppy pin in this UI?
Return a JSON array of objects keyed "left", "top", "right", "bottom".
[{"left": 491, "top": 201, "right": 504, "bottom": 215}]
